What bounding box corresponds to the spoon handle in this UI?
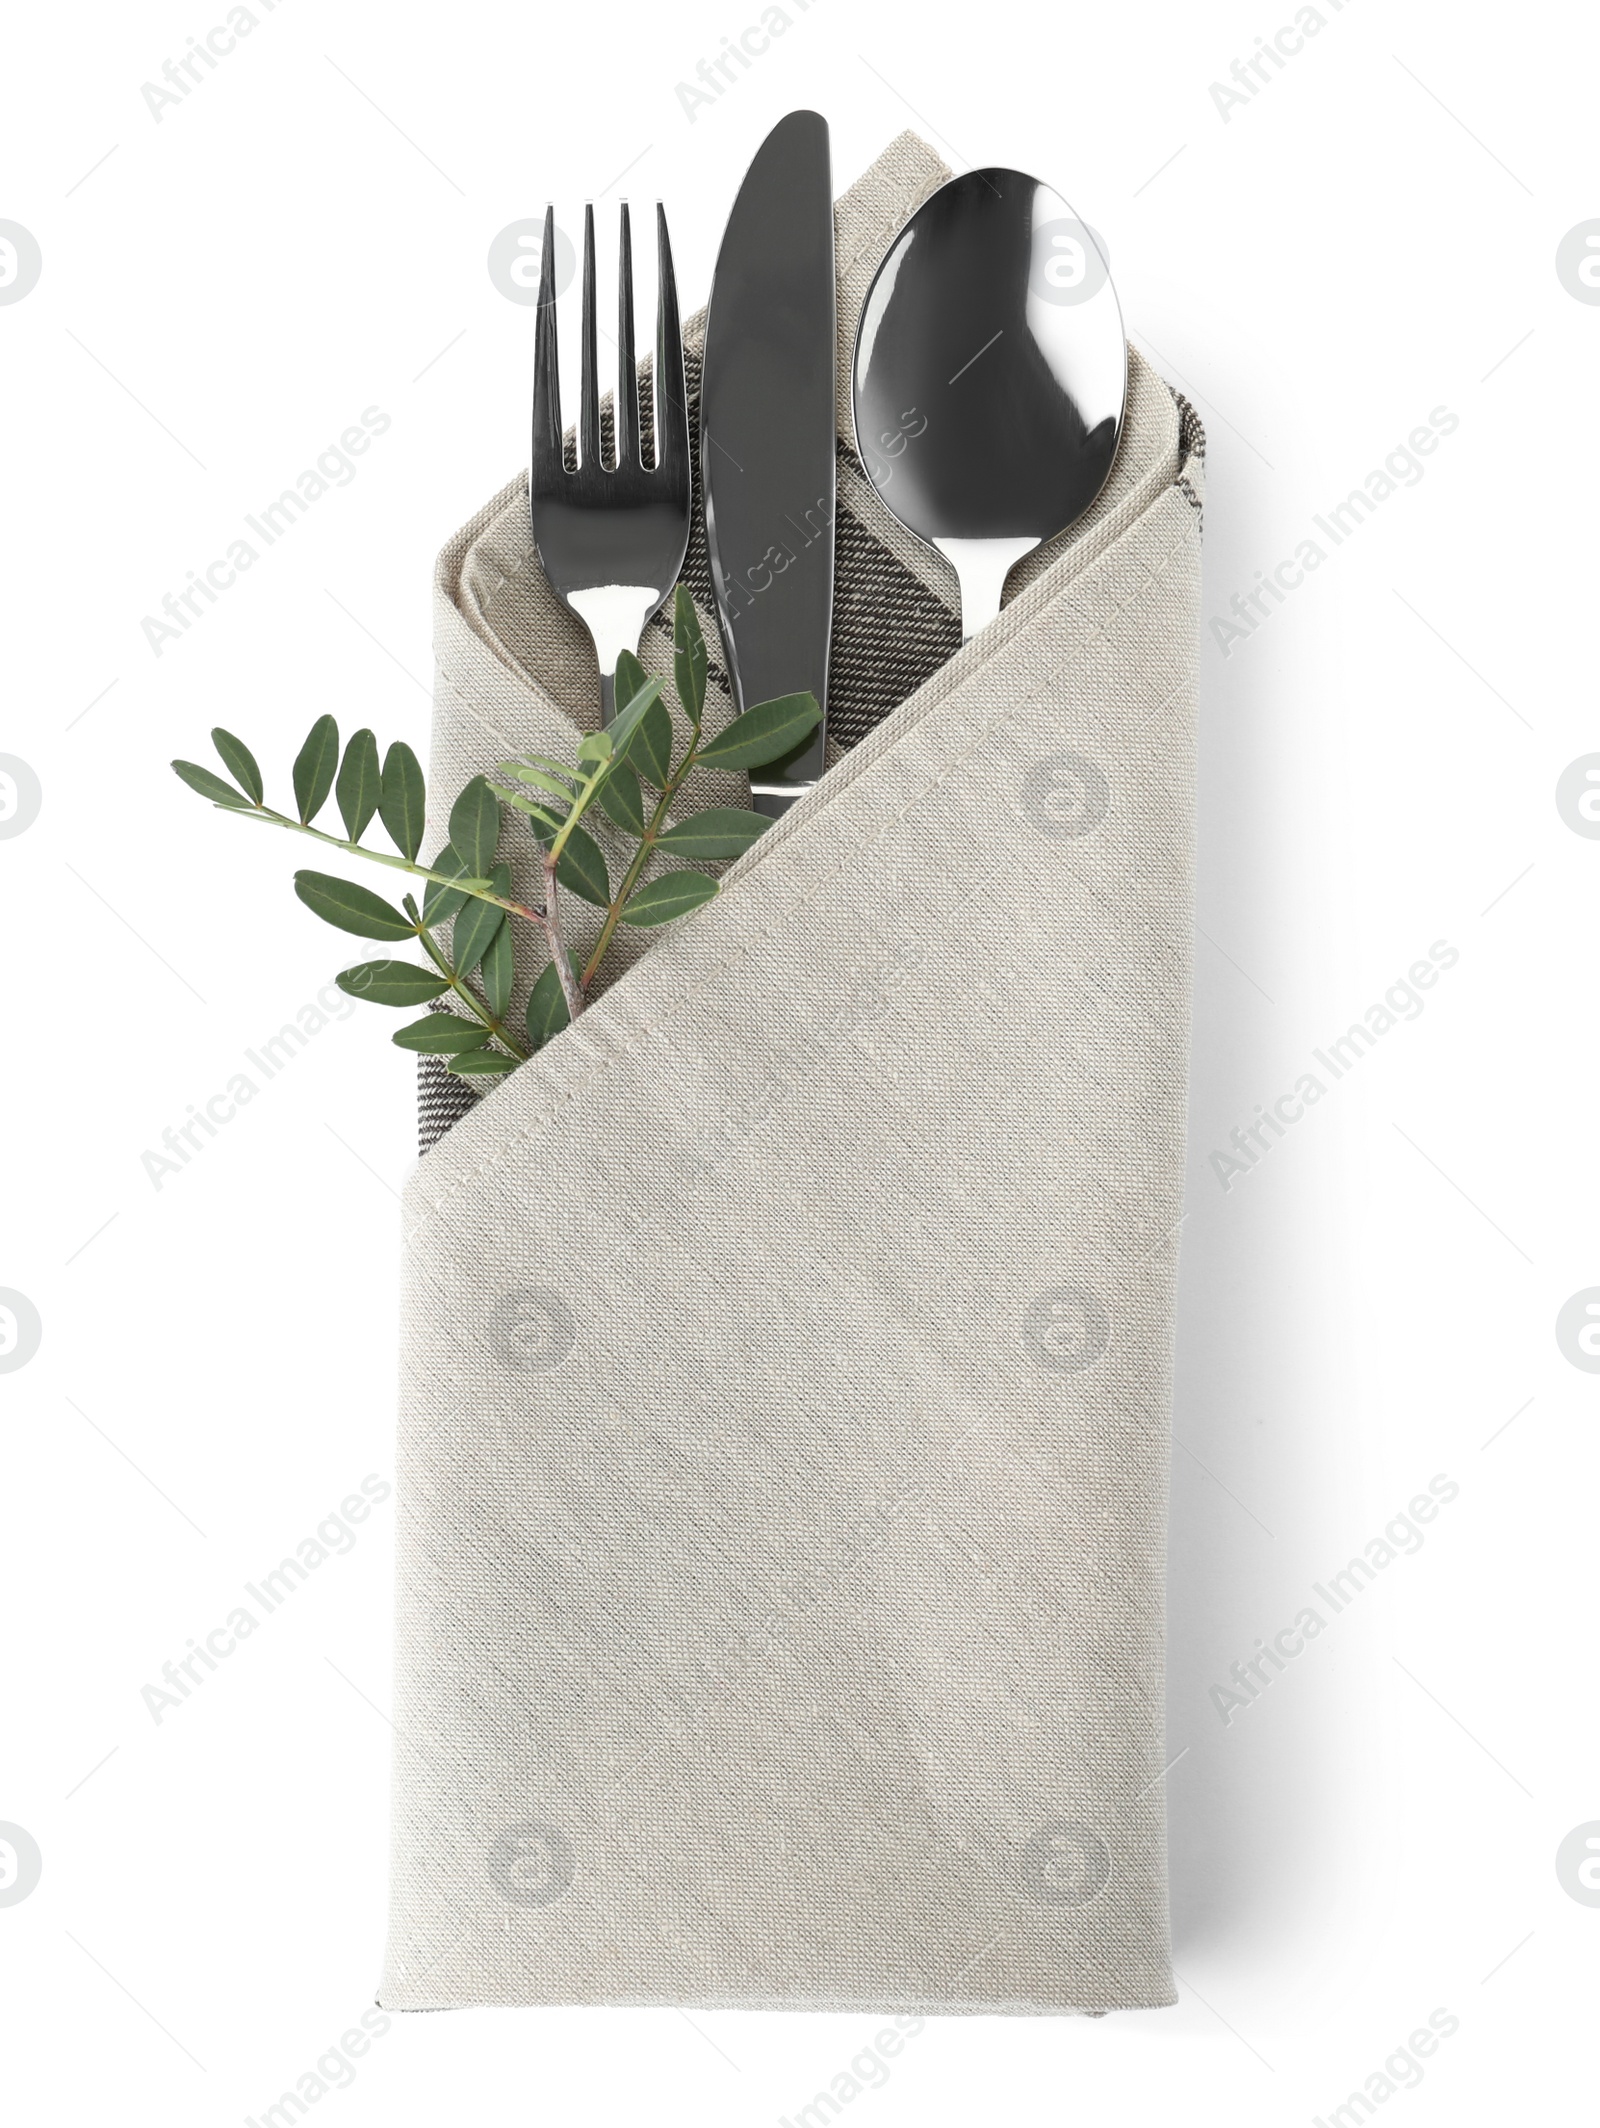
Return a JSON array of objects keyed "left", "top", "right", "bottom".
[{"left": 935, "top": 536, "right": 1041, "bottom": 645}]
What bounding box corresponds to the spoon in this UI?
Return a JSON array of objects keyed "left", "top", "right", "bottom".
[{"left": 851, "top": 168, "right": 1127, "bottom": 644}]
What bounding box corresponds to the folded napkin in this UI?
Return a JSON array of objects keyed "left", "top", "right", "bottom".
[{"left": 382, "top": 130, "right": 1205, "bottom": 2015}]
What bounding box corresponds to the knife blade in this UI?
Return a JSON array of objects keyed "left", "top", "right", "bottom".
[{"left": 700, "top": 110, "right": 835, "bottom": 817}]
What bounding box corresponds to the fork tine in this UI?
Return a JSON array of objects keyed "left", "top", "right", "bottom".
[
  {"left": 579, "top": 202, "right": 601, "bottom": 470},
  {"left": 531, "top": 206, "right": 563, "bottom": 484},
  {"left": 615, "top": 203, "right": 638, "bottom": 467},
  {"left": 653, "top": 203, "right": 687, "bottom": 480}
]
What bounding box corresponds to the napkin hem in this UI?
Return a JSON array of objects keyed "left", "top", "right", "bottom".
[
  {"left": 377, "top": 1987, "right": 1180, "bottom": 2017},
  {"left": 404, "top": 498, "right": 1198, "bottom": 1240}
]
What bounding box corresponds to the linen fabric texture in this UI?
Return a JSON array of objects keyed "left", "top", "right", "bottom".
[{"left": 383, "top": 130, "right": 1204, "bottom": 2015}]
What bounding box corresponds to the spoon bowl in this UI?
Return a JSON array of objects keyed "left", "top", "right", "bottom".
[{"left": 852, "top": 168, "right": 1127, "bottom": 642}]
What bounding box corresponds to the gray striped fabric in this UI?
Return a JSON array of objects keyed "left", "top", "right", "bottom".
[{"left": 384, "top": 131, "right": 1204, "bottom": 2016}]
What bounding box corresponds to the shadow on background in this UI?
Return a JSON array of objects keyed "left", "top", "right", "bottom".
[{"left": 1160, "top": 440, "right": 1367, "bottom": 1978}]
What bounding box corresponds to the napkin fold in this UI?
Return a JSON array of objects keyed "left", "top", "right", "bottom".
[{"left": 382, "top": 130, "right": 1204, "bottom": 2015}]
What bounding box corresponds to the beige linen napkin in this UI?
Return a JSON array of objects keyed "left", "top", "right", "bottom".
[{"left": 382, "top": 131, "right": 1204, "bottom": 2015}]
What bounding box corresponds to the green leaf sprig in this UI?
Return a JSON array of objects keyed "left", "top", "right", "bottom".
[{"left": 170, "top": 588, "right": 821, "bottom": 1080}]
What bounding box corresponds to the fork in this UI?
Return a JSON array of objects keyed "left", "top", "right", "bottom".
[{"left": 530, "top": 201, "right": 691, "bottom": 726}]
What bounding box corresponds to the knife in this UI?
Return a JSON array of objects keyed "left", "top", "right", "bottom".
[{"left": 700, "top": 110, "right": 835, "bottom": 817}]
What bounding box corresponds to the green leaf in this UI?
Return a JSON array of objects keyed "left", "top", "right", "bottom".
[
  {"left": 552, "top": 823, "right": 609, "bottom": 907},
  {"left": 211, "top": 727, "right": 263, "bottom": 804},
  {"left": 596, "top": 762, "right": 647, "bottom": 838},
  {"left": 449, "top": 776, "right": 502, "bottom": 878},
  {"left": 495, "top": 764, "right": 576, "bottom": 803},
  {"left": 446, "top": 1048, "right": 519, "bottom": 1077},
  {"left": 606, "top": 671, "right": 665, "bottom": 767},
  {"left": 609, "top": 654, "right": 673, "bottom": 785},
  {"left": 336, "top": 728, "right": 382, "bottom": 842},
  {"left": 481, "top": 919, "right": 514, "bottom": 1020},
  {"left": 379, "top": 741, "right": 426, "bottom": 859},
  {"left": 447, "top": 861, "right": 510, "bottom": 976},
  {"left": 620, "top": 869, "right": 718, "bottom": 927},
  {"left": 499, "top": 755, "right": 581, "bottom": 785},
  {"left": 673, "top": 585, "right": 707, "bottom": 727},
  {"left": 391, "top": 1013, "right": 492, "bottom": 1054},
  {"left": 632, "top": 698, "right": 676, "bottom": 788},
  {"left": 172, "top": 759, "right": 254, "bottom": 809},
  {"left": 696, "top": 692, "right": 822, "bottom": 772},
  {"left": 292, "top": 715, "right": 340, "bottom": 823},
  {"left": 614, "top": 648, "right": 648, "bottom": 716},
  {"left": 421, "top": 842, "right": 473, "bottom": 924},
  {"left": 487, "top": 782, "right": 567, "bottom": 831},
  {"left": 576, "top": 730, "right": 614, "bottom": 765},
  {"left": 448, "top": 901, "right": 504, "bottom": 977},
  {"left": 525, "top": 957, "right": 575, "bottom": 1052},
  {"left": 654, "top": 807, "right": 772, "bottom": 860},
  {"left": 336, "top": 960, "right": 451, "bottom": 1007},
  {"left": 293, "top": 870, "right": 415, "bottom": 940}
]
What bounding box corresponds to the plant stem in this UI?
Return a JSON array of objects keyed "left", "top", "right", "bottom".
[
  {"left": 546, "top": 765, "right": 610, "bottom": 864},
  {"left": 236, "top": 805, "right": 545, "bottom": 928},
  {"left": 247, "top": 798, "right": 583, "bottom": 1031},
  {"left": 414, "top": 922, "right": 529, "bottom": 1062},
  {"left": 541, "top": 860, "right": 584, "bottom": 1024},
  {"left": 580, "top": 746, "right": 701, "bottom": 989},
  {"left": 522, "top": 753, "right": 629, "bottom": 1023}
]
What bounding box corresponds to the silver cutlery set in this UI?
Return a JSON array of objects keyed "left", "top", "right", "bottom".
[{"left": 528, "top": 113, "right": 1127, "bottom": 815}]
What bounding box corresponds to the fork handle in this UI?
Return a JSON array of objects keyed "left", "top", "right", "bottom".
[{"left": 566, "top": 586, "right": 661, "bottom": 727}]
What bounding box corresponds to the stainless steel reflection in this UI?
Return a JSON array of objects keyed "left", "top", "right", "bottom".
[
  {"left": 700, "top": 110, "right": 836, "bottom": 817},
  {"left": 529, "top": 201, "right": 691, "bottom": 725},
  {"left": 852, "top": 168, "right": 1127, "bottom": 644}
]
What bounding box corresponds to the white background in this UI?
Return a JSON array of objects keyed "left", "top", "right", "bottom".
[{"left": 2, "top": 0, "right": 1594, "bottom": 2120}]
